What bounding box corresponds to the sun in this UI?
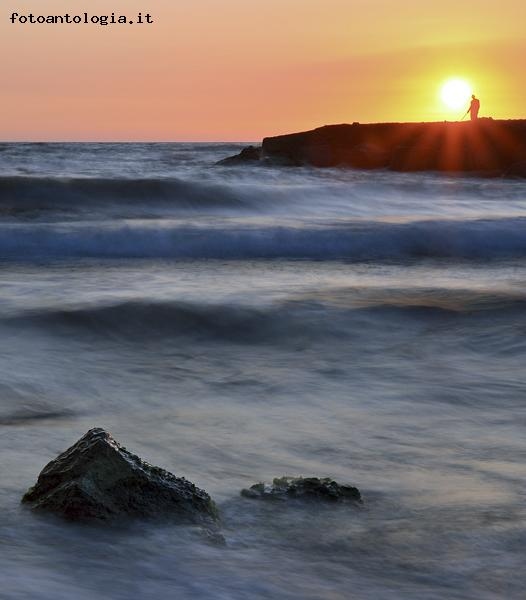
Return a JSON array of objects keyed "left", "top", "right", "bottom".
[{"left": 440, "top": 78, "right": 473, "bottom": 111}]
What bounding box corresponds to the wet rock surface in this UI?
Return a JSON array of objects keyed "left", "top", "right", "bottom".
[
  {"left": 241, "top": 477, "right": 362, "bottom": 504},
  {"left": 506, "top": 160, "right": 526, "bottom": 178},
  {"left": 22, "top": 428, "right": 219, "bottom": 525}
]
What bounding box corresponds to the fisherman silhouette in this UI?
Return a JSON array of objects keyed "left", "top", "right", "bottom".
[{"left": 466, "top": 94, "right": 480, "bottom": 121}]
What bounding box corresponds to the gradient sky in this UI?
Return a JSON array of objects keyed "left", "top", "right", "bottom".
[{"left": 2, "top": 0, "right": 525, "bottom": 140}]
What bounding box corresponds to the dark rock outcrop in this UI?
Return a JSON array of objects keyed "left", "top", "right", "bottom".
[
  {"left": 220, "top": 119, "right": 526, "bottom": 177},
  {"left": 506, "top": 160, "right": 526, "bottom": 178},
  {"left": 241, "top": 476, "right": 362, "bottom": 504},
  {"left": 22, "top": 428, "right": 219, "bottom": 524},
  {"left": 217, "top": 145, "right": 261, "bottom": 165}
]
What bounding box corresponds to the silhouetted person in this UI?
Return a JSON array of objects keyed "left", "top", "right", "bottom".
[{"left": 466, "top": 94, "right": 480, "bottom": 121}]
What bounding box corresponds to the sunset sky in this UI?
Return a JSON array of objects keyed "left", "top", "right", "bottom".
[{"left": 2, "top": 0, "right": 525, "bottom": 141}]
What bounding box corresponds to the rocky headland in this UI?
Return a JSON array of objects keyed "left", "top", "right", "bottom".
[{"left": 219, "top": 119, "right": 526, "bottom": 177}]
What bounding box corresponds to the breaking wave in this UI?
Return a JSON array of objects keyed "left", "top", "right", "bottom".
[
  {"left": 7, "top": 300, "right": 318, "bottom": 343},
  {"left": 0, "top": 175, "right": 267, "bottom": 214},
  {"left": 6, "top": 290, "right": 526, "bottom": 344},
  {"left": 1, "top": 217, "right": 526, "bottom": 261}
]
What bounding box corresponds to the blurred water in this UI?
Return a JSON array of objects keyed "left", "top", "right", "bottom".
[{"left": 0, "top": 143, "right": 525, "bottom": 599}]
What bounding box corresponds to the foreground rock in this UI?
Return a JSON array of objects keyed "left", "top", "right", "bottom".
[
  {"left": 220, "top": 119, "right": 526, "bottom": 177},
  {"left": 22, "top": 428, "right": 219, "bottom": 525},
  {"left": 241, "top": 476, "right": 362, "bottom": 504}
]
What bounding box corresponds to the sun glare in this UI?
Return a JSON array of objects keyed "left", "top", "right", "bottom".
[{"left": 440, "top": 78, "right": 473, "bottom": 111}]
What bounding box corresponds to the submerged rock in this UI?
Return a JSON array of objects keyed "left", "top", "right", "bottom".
[
  {"left": 22, "top": 428, "right": 219, "bottom": 524},
  {"left": 241, "top": 477, "right": 362, "bottom": 504}
]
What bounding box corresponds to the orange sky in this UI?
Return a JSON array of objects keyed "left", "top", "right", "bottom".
[{"left": 2, "top": 0, "right": 525, "bottom": 140}]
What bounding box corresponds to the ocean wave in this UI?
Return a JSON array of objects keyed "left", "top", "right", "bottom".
[
  {"left": 7, "top": 300, "right": 319, "bottom": 343},
  {"left": 6, "top": 290, "right": 526, "bottom": 344},
  {"left": 0, "top": 175, "right": 261, "bottom": 214},
  {"left": 2, "top": 217, "right": 526, "bottom": 261},
  {"left": 296, "top": 286, "right": 526, "bottom": 314}
]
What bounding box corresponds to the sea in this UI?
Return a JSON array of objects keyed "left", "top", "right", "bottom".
[{"left": 1, "top": 142, "right": 525, "bottom": 600}]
